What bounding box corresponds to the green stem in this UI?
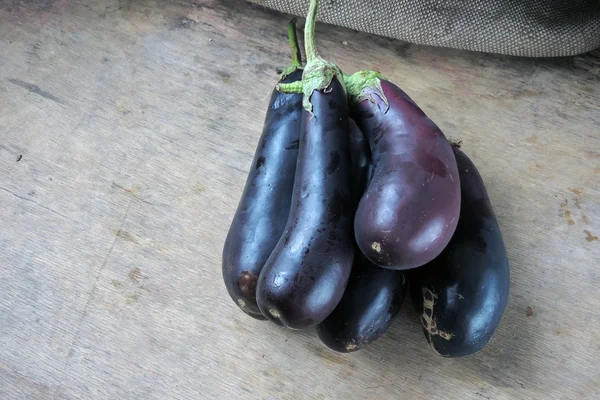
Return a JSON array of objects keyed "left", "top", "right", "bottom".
[
  {"left": 276, "top": 81, "right": 303, "bottom": 93},
  {"left": 278, "top": 19, "right": 304, "bottom": 79},
  {"left": 300, "top": 0, "right": 345, "bottom": 112},
  {"left": 288, "top": 18, "right": 302, "bottom": 68},
  {"left": 304, "top": 0, "right": 319, "bottom": 64}
]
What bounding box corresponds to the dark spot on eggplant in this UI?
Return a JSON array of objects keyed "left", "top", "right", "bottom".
[
  {"left": 325, "top": 189, "right": 347, "bottom": 225},
  {"left": 303, "top": 247, "right": 310, "bottom": 255},
  {"left": 239, "top": 271, "right": 258, "bottom": 301},
  {"left": 328, "top": 99, "right": 338, "bottom": 110},
  {"left": 256, "top": 156, "right": 265, "bottom": 169},
  {"left": 371, "top": 123, "right": 385, "bottom": 145},
  {"left": 286, "top": 140, "right": 299, "bottom": 150},
  {"left": 326, "top": 151, "right": 340, "bottom": 174},
  {"left": 416, "top": 150, "right": 448, "bottom": 177},
  {"left": 358, "top": 109, "right": 376, "bottom": 120}
]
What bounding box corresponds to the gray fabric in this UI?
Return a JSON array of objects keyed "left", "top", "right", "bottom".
[{"left": 249, "top": 0, "right": 600, "bottom": 57}]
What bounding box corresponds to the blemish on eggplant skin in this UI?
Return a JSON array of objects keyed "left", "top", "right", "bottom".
[
  {"left": 371, "top": 242, "right": 382, "bottom": 253},
  {"left": 237, "top": 298, "right": 246, "bottom": 309},
  {"left": 421, "top": 287, "right": 453, "bottom": 341},
  {"left": 238, "top": 270, "right": 259, "bottom": 299},
  {"left": 326, "top": 151, "right": 340, "bottom": 174},
  {"left": 256, "top": 156, "right": 265, "bottom": 169},
  {"left": 285, "top": 140, "right": 299, "bottom": 150}
]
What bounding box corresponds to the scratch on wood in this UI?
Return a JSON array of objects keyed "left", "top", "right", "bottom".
[
  {"left": 52, "top": 200, "right": 133, "bottom": 398},
  {"left": 8, "top": 78, "right": 66, "bottom": 105},
  {"left": 0, "top": 186, "right": 75, "bottom": 222},
  {"left": 113, "top": 229, "right": 139, "bottom": 244},
  {"left": 111, "top": 182, "right": 154, "bottom": 205}
]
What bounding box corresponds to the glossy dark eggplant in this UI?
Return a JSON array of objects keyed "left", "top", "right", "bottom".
[
  {"left": 222, "top": 68, "right": 303, "bottom": 320},
  {"left": 256, "top": 75, "right": 354, "bottom": 329},
  {"left": 347, "top": 72, "right": 460, "bottom": 270},
  {"left": 317, "top": 253, "right": 406, "bottom": 352},
  {"left": 408, "top": 146, "right": 510, "bottom": 357},
  {"left": 256, "top": 0, "right": 354, "bottom": 329}
]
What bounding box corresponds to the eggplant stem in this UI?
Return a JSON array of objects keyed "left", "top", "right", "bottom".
[
  {"left": 278, "top": 19, "right": 304, "bottom": 79},
  {"left": 304, "top": 0, "right": 319, "bottom": 63},
  {"left": 288, "top": 18, "right": 302, "bottom": 68},
  {"left": 299, "top": 0, "right": 345, "bottom": 112}
]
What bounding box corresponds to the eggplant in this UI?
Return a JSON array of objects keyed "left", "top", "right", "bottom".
[
  {"left": 256, "top": 0, "right": 354, "bottom": 329},
  {"left": 408, "top": 146, "right": 510, "bottom": 357},
  {"left": 346, "top": 71, "right": 461, "bottom": 270},
  {"left": 317, "top": 253, "right": 406, "bottom": 352},
  {"left": 317, "top": 121, "right": 406, "bottom": 352},
  {"left": 222, "top": 22, "right": 303, "bottom": 319}
]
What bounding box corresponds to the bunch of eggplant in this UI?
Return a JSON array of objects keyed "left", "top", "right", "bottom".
[{"left": 222, "top": 0, "right": 509, "bottom": 358}]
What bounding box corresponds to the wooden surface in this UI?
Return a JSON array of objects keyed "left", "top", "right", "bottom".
[{"left": 1, "top": 1, "right": 599, "bottom": 399}]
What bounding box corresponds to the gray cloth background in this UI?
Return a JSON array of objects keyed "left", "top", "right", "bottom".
[{"left": 249, "top": 0, "right": 600, "bottom": 57}]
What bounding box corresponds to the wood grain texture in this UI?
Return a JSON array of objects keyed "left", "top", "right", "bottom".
[{"left": 0, "top": 1, "right": 598, "bottom": 399}]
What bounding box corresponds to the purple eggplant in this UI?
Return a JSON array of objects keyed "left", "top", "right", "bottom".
[
  {"left": 346, "top": 71, "right": 461, "bottom": 270},
  {"left": 222, "top": 21, "right": 303, "bottom": 319},
  {"left": 408, "top": 146, "right": 510, "bottom": 357},
  {"left": 256, "top": 0, "right": 354, "bottom": 329}
]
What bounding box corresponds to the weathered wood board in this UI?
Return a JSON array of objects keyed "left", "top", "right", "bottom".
[{"left": 1, "top": 1, "right": 599, "bottom": 399}]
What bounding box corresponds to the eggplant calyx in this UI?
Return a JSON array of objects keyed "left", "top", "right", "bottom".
[
  {"left": 277, "top": 65, "right": 302, "bottom": 80},
  {"left": 301, "top": 0, "right": 345, "bottom": 113},
  {"left": 344, "top": 70, "right": 389, "bottom": 111},
  {"left": 276, "top": 80, "right": 303, "bottom": 93}
]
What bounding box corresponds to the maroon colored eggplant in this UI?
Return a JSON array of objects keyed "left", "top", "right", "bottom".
[
  {"left": 408, "top": 146, "right": 510, "bottom": 357},
  {"left": 222, "top": 22, "right": 304, "bottom": 319},
  {"left": 256, "top": 0, "right": 354, "bottom": 329},
  {"left": 346, "top": 71, "right": 461, "bottom": 270}
]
